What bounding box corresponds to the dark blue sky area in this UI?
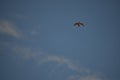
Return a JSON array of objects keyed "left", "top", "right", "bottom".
[{"left": 0, "top": 0, "right": 120, "bottom": 80}]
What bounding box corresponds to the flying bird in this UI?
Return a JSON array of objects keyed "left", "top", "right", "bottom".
[{"left": 74, "top": 22, "right": 85, "bottom": 27}]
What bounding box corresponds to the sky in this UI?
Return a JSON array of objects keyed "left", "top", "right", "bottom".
[{"left": 0, "top": 0, "right": 120, "bottom": 80}]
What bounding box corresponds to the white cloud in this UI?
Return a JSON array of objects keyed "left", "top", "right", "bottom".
[
  {"left": 10, "top": 45, "right": 90, "bottom": 74},
  {"left": 4, "top": 44, "right": 108, "bottom": 80},
  {"left": 12, "top": 46, "right": 32, "bottom": 60},
  {"left": 0, "top": 20, "right": 21, "bottom": 38},
  {"left": 39, "top": 55, "right": 108, "bottom": 80},
  {"left": 67, "top": 74, "right": 107, "bottom": 80},
  {"left": 40, "top": 55, "right": 90, "bottom": 74},
  {"left": 11, "top": 45, "right": 44, "bottom": 61},
  {"left": 79, "top": 74, "right": 107, "bottom": 80},
  {"left": 67, "top": 75, "right": 80, "bottom": 80}
]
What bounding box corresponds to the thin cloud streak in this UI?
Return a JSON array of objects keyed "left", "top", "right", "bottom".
[
  {"left": 4, "top": 44, "right": 108, "bottom": 80},
  {"left": 41, "top": 55, "right": 90, "bottom": 74},
  {"left": 11, "top": 45, "right": 90, "bottom": 75},
  {"left": 79, "top": 74, "right": 107, "bottom": 80},
  {"left": 0, "top": 20, "right": 21, "bottom": 38}
]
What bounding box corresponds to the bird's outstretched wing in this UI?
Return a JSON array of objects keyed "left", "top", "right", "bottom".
[
  {"left": 79, "top": 22, "right": 85, "bottom": 27},
  {"left": 74, "top": 22, "right": 85, "bottom": 27},
  {"left": 74, "top": 23, "right": 79, "bottom": 26}
]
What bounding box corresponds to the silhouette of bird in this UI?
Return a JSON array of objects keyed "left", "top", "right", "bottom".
[{"left": 74, "top": 22, "right": 85, "bottom": 27}]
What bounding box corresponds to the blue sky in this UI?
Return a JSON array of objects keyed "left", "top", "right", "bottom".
[{"left": 0, "top": 0, "right": 120, "bottom": 80}]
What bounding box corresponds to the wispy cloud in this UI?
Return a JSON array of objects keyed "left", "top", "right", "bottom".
[
  {"left": 67, "top": 74, "right": 107, "bottom": 80},
  {"left": 3, "top": 44, "right": 108, "bottom": 80},
  {"left": 40, "top": 55, "right": 90, "bottom": 74},
  {"left": 10, "top": 45, "right": 90, "bottom": 74},
  {"left": 37, "top": 54, "right": 108, "bottom": 80},
  {"left": 67, "top": 75, "right": 80, "bottom": 80},
  {"left": 11, "top": 45, "right": 45, "bottom": 62},
  {"left": 79, "top": 74, "right": 107, "bottom": 80},
  {"left": 12, "top": 13, "right": 41, "bottom": 38},
  {"left": 0, "top": 20, "right": 21, "bottom": 38}
]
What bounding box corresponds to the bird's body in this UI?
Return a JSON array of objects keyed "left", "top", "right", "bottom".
[{"left": 74, "top": 22, "right": 85, "bottom": 27}]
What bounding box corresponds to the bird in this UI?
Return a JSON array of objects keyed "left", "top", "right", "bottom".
[{"left": 74, "top": 22, "right": 85, "bottom": 27}]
